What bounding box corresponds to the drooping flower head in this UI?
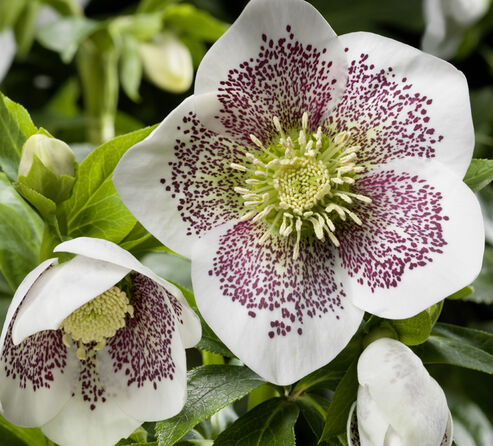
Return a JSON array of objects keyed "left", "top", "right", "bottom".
[
  {"left": 114, "top": 0, "right": 484, "bottom": 384},
  {"left": 0, "top": 237, "right": 201, "bottom": 446},
  {"left": 348, "top": 338, "right": 453, "bottom": 446}
]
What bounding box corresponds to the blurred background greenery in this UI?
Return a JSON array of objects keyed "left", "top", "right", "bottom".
[{"left": 1, "top": 0, "right": 493, "bottom": 444}]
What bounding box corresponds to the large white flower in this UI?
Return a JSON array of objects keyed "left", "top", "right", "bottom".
[
  {"left": 0, "top": 237, "right": 201, "bottom": 446},
  {"left": 348, "top": 338, "right": 453, "bottom": 446},
  {"left": 422, "top": 0, "right": 490, "bottom": 59},
  {"left": 114, "top": 0, "right": 484, "bottom": 385}
]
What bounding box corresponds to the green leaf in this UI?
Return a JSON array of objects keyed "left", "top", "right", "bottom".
[
  {"left": 37, "top": 16, "right": 100, "bottom": 63},
  {"left": 296, "top": 392, "right": 330, "bottom": 438},
  {"left": 451, "top": 396, "right": 493, "bottom": 446},
  {"left": 63, "top": 126, "right": 155, "bottom": 243},
  {"left": 155, "top": 365, "right": 265, "bottom": 446},
  {"left": 120, "top": 35, "right": 143, "bottom": 102},
  {"left": 414, "top": 323, "right": 493, "bottom": 374},
  {"left": 463, "top": 159, "right": 493, "bottom": 192},
  {"left": 447, "top": 285, "right": 475, "bottom": 301},
  {"left": 119, "top": 221, "right": 163, "bottom": 255},
  {"left": 137, "top": 0, "right": 179, "bottom": 14},
  {"left": 13, "top": 0, "right": 40, "bottom": 58},
  {"left": 0, "top": 93, "right": 38, "bottom": 181},
  {"left": 320, "top": 359, "right": 359, "bottom": 442},
  {"left": 111, "top": 13, "right": 162, "bottom": 41},
  {"left": 162, "top": 5, "right": 228, "bottom": 42},
  {"left": 390, "top": 310, "right": 432, "bottom": 346},
  {"left": 0, "top": 414, "right": 46, "bottom": 446},
  {"left": 0, "top": 0, "right": 26, "bottom": 29},
  {"left": 214, "top": 398, "right": 299, "bottom": 446},
  {"left": 293, "top": 332, "right": 363, "bottom": 394},
  {"left": 0, "top": 174, "right": 43, "bottom": 290}
]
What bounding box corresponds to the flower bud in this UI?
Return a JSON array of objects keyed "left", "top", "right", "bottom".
[
  {"left": 19, "top": 134, "right": 75, "bottom": 178},
  {"left": 348, "top": 338, "right": 453, "bottom": 446},
  {"left": 140, "top": 32, "right": 193, "bottom": 93},
  {"left": 17, "top": 134, "right": 76, "bottom": 203}
]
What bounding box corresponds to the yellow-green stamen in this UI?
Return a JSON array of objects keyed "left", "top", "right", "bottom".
[{"left": 60, "top": 286, "right": 134, "bottom": 360}]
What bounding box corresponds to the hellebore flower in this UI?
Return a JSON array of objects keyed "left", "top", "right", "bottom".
[
  {"left": 422, "top": 0, "right": 490, "bottom": 59},
  {"left": 0, "top": 237, "right": 201, "bottom": 446},
  {"left": 347, "top": 338, "right": 453, "bottom": 446},
  {"left": 114, "top": 0, "right": 484, "bottom": 384}
]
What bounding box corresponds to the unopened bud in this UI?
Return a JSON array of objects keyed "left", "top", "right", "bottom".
[
  {"left": 19, "top": 134, "right": 75, "bottom": 178},
  {"left": 140, "top": 33, "right": 193, "bottom": 94}
]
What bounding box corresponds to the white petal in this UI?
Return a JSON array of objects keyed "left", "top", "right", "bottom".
[
  {"left": 356, "top": 386, "right": 390, "bottom": 446},
  {"left": 194, "top": 0, "right": 347, "bottom": 145},
  {"left": 192, "top": 220, "right": 363, "bottom": 385},
  {"left": 55, "top": 237, "right": 201, "bottom": 347},
  {"left": 357, "top": 338, "right": 449, "bottom": 446},
  {"left": 98, "top": 273, "right": 187, "bottom": 421},
  {"left": 0, "top": 29, "right": 15, "bottom": 82},
  {"left": 335, "top": 31, "right": 474, "bottom": 178},
  {"left": 338, "top": 158, "right": 484, "bottom": 319},
  {"left": 113, "top": 97, "right": 245, "bottom": 259},
  {"left": 41, "top": 391, "right": 141, "bottom": 446},
  {"left": 12, "top": 255, "right": 130, "bottom": 344},
  {"left": 0, "top": 326, "right": 79, "bottom": 427},
  {"left": 0, "top": 258, "right": 56, "bottom": 355}
]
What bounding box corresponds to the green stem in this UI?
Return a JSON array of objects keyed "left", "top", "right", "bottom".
[
  {"left": 77, "top": 38, "right": 119, "bottom": 146},
  {"left": 247, "top": 383, "right": 281, "bottom": 410},
  {"left": 201, "top": 351, "right": 225, "bottom": 365}
]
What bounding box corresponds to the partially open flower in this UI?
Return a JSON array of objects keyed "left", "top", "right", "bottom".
[
  {"left": 18, "top": 134, "right": 75, "bottom": 178},
  {"left": 0, "top": 237, "right": 201, "bottom": 446},
  {"left": 140, "top": 32, "right": 193, "bottom": 93},
  {"left": 114, "top": 0, "right": 484, "bottom": 384},
  {"left": 348, "top": 338, "right": 453, "bottom": 446}
]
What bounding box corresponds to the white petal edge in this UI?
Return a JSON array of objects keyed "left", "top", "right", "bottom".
[
  {"left": 338, "top": 31, "right": 474, "bottom": 179},
  {"left": 41, "top": 392, "right": 141, "bottom": 446},
  {"left": 357, "top": 338, "right": 449, "bottom": 446},
  {"left": 0, "top": 258, "right": 56, "bottom": 355},
  {"left": 191, "top": 220, "right": 364, "bottom": 385},
  {"left": 55, "top": 237, "right": 201, "bottom": 348},
  {"left": 97, "top": 315, "right": 187, "bottom": 422},
  {"left": 114, "top": 96, "right": 204, "bottom": 259},
  {"left": 11, "top": 256, "right": 130, "bottom": 345},
  {"left": 0, "top": 335, "right": 80, "bottom": 427},
  {"left": 194, "top": 0, "right": 347, "bottom": 137},
  {"left": 342, "top": 158, "right": 484, "bottom": 319}
]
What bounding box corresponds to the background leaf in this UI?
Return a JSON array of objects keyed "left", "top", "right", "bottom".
[
  {"left": 63, "top": 126, "right": 155, "bottom": 243},
  {"left": 214, "top": 398, "right": 299, "bottom": 446},
  {"left": 463, "top": 159, "right": 493, "bottom": 192}
]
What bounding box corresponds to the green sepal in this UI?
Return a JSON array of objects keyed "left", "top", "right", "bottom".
[
  {"left": 389, "top": 310, "right": 433, "bottom": 346},
  {"left": 463, "top": 158, "right": 493, "bottom": 192},
  {"left": 17, "top": 154, "right": 76, "bottom": 204}
]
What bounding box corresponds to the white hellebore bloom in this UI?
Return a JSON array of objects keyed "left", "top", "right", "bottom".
[
  {"left": 348, "top": 338, "right": 453, "bottom": 446},
  {"left": 140, "top": 32, "right": 194, "bottom": 93},
  {"left": 0, "top": 237, "right": 201, "bottom": 446},
  {"left": 422, "top": 0, "right": 490, "bottom": 59},
  {"left": 114, "top": 0, "right": 484, "bottom": 385}
]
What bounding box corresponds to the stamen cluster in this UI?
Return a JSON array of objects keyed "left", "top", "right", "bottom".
[
  {"left": 60, "top": 286, "right": 134, "bottom": 360},
  {"left": 231, "top": 112, "right": 372, "bottom": 259}
]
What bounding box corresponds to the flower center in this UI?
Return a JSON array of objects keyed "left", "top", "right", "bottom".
[
  {"left": 231, "top": 112, "right": 372, "bottom": 259},
  {"left": 60, "top": 286, "right": 134, "bottom": 360}
]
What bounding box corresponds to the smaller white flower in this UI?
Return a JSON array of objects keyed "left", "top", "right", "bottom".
[
  {"left": 422, "top": 0, "right": 490, "bottom": 59},
  {"left": 0, "top": 237, "right": 201, "bottom": 446},
  {"left": 347, "top": 338, "right": 453, "bottom": 446},
  {"left": 140, "top": 32, "right": 194, "bottom": 93}
]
